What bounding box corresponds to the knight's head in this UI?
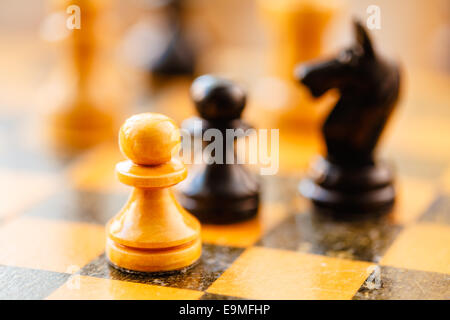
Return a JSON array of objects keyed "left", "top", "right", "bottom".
[{"left": 295, "top": 20, "right": 377, "bottom": 97}]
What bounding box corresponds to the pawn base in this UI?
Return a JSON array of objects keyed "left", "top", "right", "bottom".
[
  {"left": 177, "top": 193, "right": 259, "bottom": 225},
  {"left": 299, "top": 157, "right": 396, "bottom": 214},
  {"left": 105, "top": 237, "right": 201, "bottom": 273}
]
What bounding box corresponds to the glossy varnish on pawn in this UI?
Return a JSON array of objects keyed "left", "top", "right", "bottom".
[
  {"left": 177, "top": 75, "right": 260, "bottom": 224},
  {"left": 106, "top": 113, "right": 201, "bottom": 273},
  {"left": 296, "top": 21, "right": 401, "bottom": 214}
]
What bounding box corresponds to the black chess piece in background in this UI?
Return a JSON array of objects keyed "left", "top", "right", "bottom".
[
  {"left": 177, "top": 75, "right": 260, "bottom": 224},
  {"left": 150, "top": 0, "right": 195, "bottom": 77},
  {"left": 295, "top": 21, "right": 401, "bottom": 214}
]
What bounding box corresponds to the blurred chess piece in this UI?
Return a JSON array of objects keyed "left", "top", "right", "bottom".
[
  {"left": 149, "top": 0, "right": 196, "bottom": 81},
  {"left": 120, "top": 0, "right": 197, "bottom": 123},
  {"left": 257, "top": 0, "right": 341, "bottom": 78},
  {"left": 430, "top": 0, "right": 450, "bottom": 73},
  {"left": 247, "top": 0, "right": 342, "bottom": 131},
  {"left": 40, "top": 0, "right": 127, "bottom": 155}
]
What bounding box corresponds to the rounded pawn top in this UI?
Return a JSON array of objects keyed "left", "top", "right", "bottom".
[
  {"left": 119, "top": 113, "right": 180, "bottom": 166},
  {"left": 190, "top": 75, "right": 246, "bottom": 122}
]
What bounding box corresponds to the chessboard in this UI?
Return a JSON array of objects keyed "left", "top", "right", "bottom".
[{"left": 0, "top": 64, "right": 449, "bottom": 300}]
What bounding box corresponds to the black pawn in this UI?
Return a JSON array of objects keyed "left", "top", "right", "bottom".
[
  {"left": 150, "top": 0, "right": 195, "bottom": 77},
  {"left": 177, "top": 75, "right": 260, "bottom": 224}
]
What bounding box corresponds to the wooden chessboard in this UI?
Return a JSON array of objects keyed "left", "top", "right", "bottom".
[{"left": 0, "top": 66, "right": 449, "bottom": 300}]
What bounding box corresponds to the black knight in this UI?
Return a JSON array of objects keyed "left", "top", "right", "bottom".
[{"left": 296, "top": 21, "right": 401, "bottom": 214}]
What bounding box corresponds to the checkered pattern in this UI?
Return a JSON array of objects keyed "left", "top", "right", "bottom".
[{"left": 0, "top": 85, "right": 450, "bottom": 300}]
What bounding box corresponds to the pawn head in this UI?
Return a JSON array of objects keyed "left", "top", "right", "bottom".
[
  {"left": 190, "top": 75, "right": 246, "bottom": 122},
  {"left": 119, "top": 113, "right": 180, "bottom": 166}
]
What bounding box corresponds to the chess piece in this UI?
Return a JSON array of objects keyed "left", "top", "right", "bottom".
[
  {"left": 296, "top": 21, "right": 401, "bottom": 214},
  {"left": 121, "top": 0, "right": 195, "bottom": 124},
  {"left": 148, "top": 0, "right": 195, "bottom": 81},
  {"left": 45, "top": 0, "right": 123, "bottom": 153},
  {"left": 151, "top": 0, "right": 195, "bottom": 76},
  {"left": 106, "top": 113, "right": 201, "bottom": 273},
  {"left": 177, "top": 75, "right": 260, "bottom": 224},
  {"left": 257, "top": 0, "right": 341, "bottom": 78},
  {"left": 245, "top": 0, "right": 341, "bottom": 132}
]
